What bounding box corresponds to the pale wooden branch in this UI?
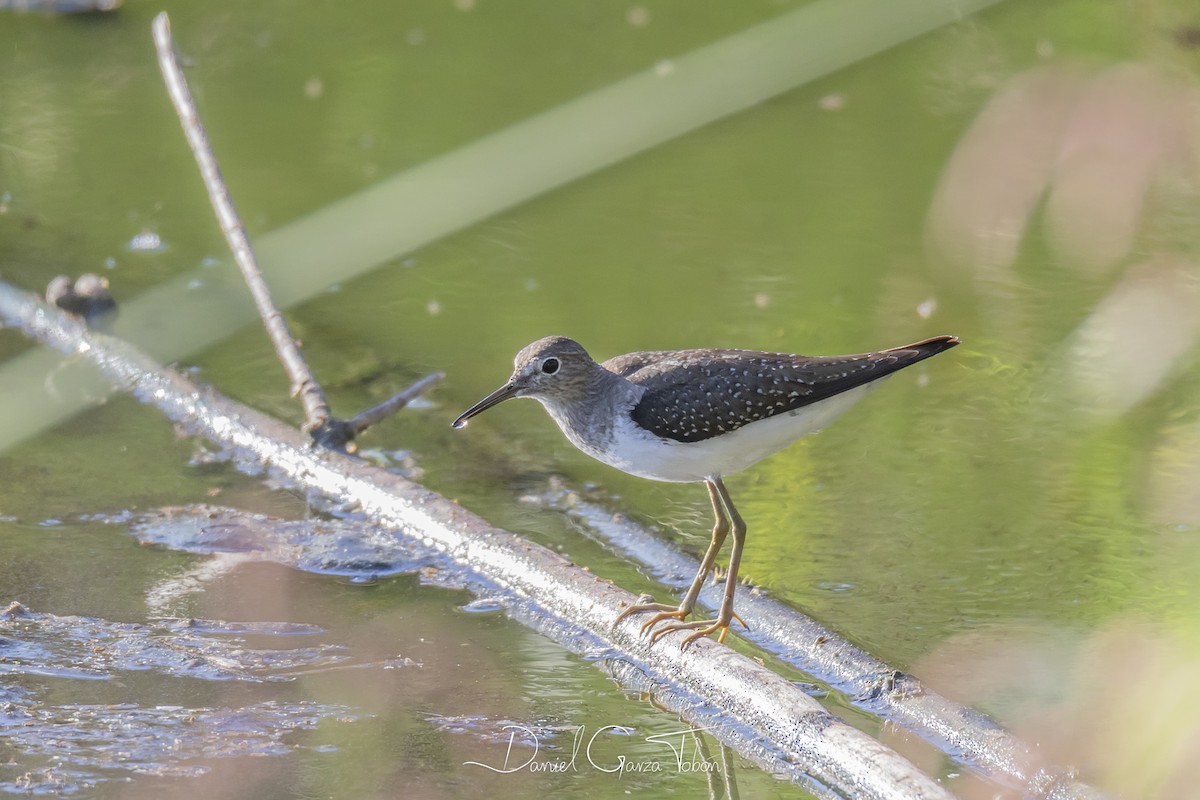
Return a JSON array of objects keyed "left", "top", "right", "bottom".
[
  {"left": 346, "top": 371, "right": 445, "bottom": 437},
  {"left": 150, "top": 12, "right": 441, "bottom": 448},
  {"left": 151, "top": 12, "right": 345, "bottom": 448}
]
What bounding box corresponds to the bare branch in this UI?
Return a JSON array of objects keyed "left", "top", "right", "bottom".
[
  {"left": 346, "top": 371, "right": 444, "bottom": 437},
  {"left": 151, "top": 12, "right": 344, "bottom": 448}
]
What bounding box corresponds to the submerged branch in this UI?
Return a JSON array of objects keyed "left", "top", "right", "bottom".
[
  {"left": 531, "top": 487, "right": 1106, "bottom": 800},
  {"left": 0, "top": 280, "right": 953, "bottom": 800}
]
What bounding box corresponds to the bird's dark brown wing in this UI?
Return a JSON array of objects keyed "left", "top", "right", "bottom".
[{"left": 606, "top": 336, "right": 958, "bottom": 443}]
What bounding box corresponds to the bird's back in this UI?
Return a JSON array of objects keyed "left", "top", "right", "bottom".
[{"left": 604, "top": 337, "right": 957, "bottom": 444}]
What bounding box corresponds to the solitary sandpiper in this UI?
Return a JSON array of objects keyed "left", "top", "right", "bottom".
[{"left": 452, "top": 334, "right": 959, "bottom": 648}]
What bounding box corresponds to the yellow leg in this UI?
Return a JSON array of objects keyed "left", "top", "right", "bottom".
[
  {"left": 647, "top": 477, "right": 750, "bottom": 650},
  {"left": 614, "top": 480, "right": 730, "bottom": 630},
  {"left": 615, "top": 478, "right": 751, "bottom": 649}
]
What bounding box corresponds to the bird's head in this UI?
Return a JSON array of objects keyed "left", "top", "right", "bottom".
[{"left": 452, "top": 336, "right": 597, "bottom": 428}]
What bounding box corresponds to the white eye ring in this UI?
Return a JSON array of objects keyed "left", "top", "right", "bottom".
[{"left": 541, "top": 357, "right": 560, "bottom": 375}]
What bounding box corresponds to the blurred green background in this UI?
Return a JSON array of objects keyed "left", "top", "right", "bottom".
[{"left": 3, "top": 0, "right": 1200, "bottom": 797}]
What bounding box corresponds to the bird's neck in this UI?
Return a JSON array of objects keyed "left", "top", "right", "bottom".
[{"left": 538, "top": 366, "right": 639, "bottom": 452}]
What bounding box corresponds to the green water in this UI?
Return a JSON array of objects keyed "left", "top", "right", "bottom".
[{"left": 3, "top": 1, "right": 1200, "bottom": 797}]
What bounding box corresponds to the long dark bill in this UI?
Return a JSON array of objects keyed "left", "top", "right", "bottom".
[{"left": 451, "top": 383, "right": 519, "bottom": 429}]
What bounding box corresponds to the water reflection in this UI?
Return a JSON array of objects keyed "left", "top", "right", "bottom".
[
  {"left": 890, "top": 620, "right": 1200, "bottom": 799},
  {"left": 927, "top": 62, "right": 1198, "bottom": 279},
  {"left": 926, "top": 59, "right": 1200, "bottom": 418},
  {"left": 922, "top": 53, "right": 1200, "bottom": 618}
]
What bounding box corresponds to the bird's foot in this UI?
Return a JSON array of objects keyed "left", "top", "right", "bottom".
[
  {"left": 614, "top": 597, "right": 689, "bottom": 630},
  {"left": 648, "top": 611, "right": 750, "bottom": 650}
]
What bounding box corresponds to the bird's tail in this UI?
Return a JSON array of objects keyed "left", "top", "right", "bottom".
[{"left": 885, "top": 335, "right": 960, "bottom": 363}]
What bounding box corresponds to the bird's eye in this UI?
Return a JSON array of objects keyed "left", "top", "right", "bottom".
[{"left": 541, "top": 357, "right": 560, "bottom": 375}]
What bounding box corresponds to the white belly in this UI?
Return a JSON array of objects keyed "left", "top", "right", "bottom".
[{"left": 585, "top": 384, "right": 874, "bottom": 483}]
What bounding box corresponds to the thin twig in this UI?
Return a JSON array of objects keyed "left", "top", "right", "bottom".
[
  {"left": 151, "top": 12, "right": 346, "bottom": 448},
  {"left": 347, "top": 371, "right": 445, "bottom": 437}
]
